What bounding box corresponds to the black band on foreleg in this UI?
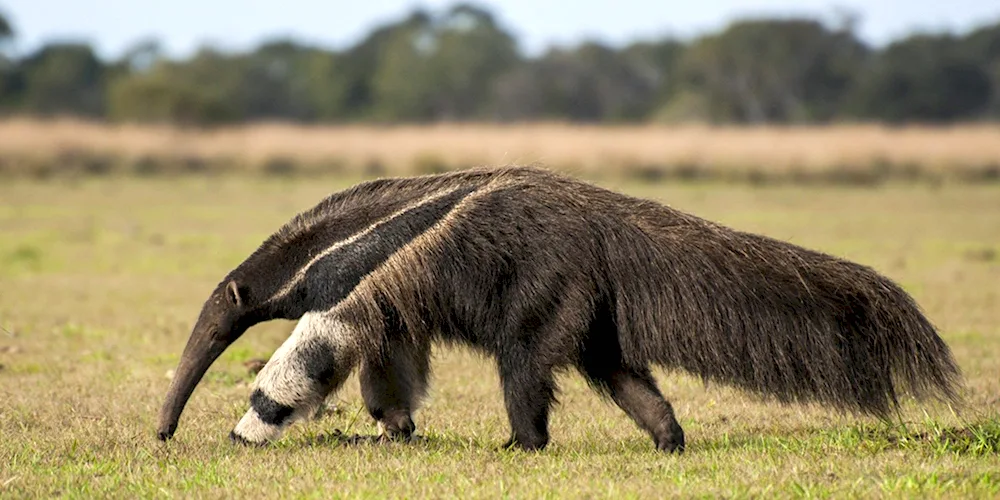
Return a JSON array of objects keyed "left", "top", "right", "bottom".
[
  {"left": 250, "top": 389, "right": 296, "bottom": 426},
  {"left": 300, "top": 340, "right": 339, "bottom": 385}
]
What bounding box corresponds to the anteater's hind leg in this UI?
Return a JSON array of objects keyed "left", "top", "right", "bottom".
[
  {"left": 230, "top": 312, "right": 358, "bottom": 445},
  {"left": 577, "top": 323, "right": 685, "bottom": 453},
  {"left": 359, "top": 337, "right": 431, "bottom": 441},
  {"left": 601, "top": 368, "right": 685, "bottom": 453}
]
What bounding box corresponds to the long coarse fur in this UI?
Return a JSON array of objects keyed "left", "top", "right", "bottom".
[
  {"left": 337, "top": 166, "right": 960, "bottom": 415},
  {"left": 160, "top": 165, "right": 962, "bottom": 451}
]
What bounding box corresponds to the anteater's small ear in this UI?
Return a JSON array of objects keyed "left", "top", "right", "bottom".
[{"left": 226, "top": 280, "right": 243, "bottom": 308}]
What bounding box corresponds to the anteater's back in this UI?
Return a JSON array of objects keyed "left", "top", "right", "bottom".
[
  {"left": 341, "top": 166, "right": 961, "bottom": 417},
  {"left": 467, "top": 166, "right": 959, "bottom": 416},
  {"left": 525, "top": 167, "right": 961, "bottom": 417}
]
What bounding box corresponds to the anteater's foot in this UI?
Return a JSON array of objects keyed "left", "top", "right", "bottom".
[
  {"left": 229, "top": 408, "right": 283, "bottom": 446},
  {"left": 500, "top": 433, "right": 549, "bottom": 452},
  {"left": 654, "top": 420, "right": 685, "bottom": 453},
  {"left": 229, "top": 430, "right": 267, "bottom": 447},
  {"left": 376, "top": 411, "right": 416, "bottom": 442}
]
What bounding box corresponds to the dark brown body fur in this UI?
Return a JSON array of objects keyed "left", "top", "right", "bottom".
[{"left": 158, "top": 166, "right": 962, "bottom": 452}]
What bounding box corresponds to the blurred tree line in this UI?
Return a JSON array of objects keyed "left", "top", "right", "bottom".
[{"left": 1, "top": 4, "right": 999, "bottom": 125}]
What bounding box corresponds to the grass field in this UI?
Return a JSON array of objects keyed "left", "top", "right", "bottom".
[{"left": 1, "top": 172, "right": 999, "bottom": 498}]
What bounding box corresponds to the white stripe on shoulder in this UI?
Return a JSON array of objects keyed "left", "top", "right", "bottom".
[
  {"left": 265, "top": 184, "right": 473, "bottom": 305},
  {"left": 329, "top": 176, "right": 518, "bottom": 313}
]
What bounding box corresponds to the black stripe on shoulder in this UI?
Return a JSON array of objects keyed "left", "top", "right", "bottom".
[{"left": 250, "top": 389, "right": 295, "bottom": 426}]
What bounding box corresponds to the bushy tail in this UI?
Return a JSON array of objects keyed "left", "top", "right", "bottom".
[
  {"left": 818, "top": 271, "right": 963, "bottom": 416},
  {"left": 617, "top": 227, "right": 964, "bottom": 418}
]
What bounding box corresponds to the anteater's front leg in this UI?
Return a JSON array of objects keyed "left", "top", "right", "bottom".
[
  {"left": 498, "top": 355, "right": 557, "bottom": 451},
  {"left": 359, "top": 338, "right": 430, "bottom": 441},
  {"left": 230, "top": 312, "right": 358, "bottom": 445}
]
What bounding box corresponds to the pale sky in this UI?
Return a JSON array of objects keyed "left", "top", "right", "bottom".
[{"left": 3, "top": 0, "right": 1000, "bottom": 59}]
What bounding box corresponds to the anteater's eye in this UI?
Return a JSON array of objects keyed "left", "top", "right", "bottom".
[{"left": 226, "top": 280, "right": 243, "bottom": 308}]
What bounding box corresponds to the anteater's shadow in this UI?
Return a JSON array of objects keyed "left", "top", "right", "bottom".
[{"left": 299, "top": 430, "right": 440, "bottom": 449}]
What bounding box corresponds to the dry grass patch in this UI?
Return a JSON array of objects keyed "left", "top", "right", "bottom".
[{"left": 2, "top": 119, "right": 1000, "bottom": 183}]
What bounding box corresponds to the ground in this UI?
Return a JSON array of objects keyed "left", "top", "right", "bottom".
[{"left": 1, "top": 174, "right": 998, "bottom": 498}]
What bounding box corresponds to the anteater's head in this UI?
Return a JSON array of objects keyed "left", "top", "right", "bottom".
[{"left": 157, "top": 279, "right": 257, "bottom": 441}]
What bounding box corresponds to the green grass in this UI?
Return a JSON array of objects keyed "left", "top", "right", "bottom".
[{"left": 1, "top": 175, "right": 999, "bottom": 498}]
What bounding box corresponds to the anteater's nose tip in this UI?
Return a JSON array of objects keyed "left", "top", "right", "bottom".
[{"left": 157, "top": 427, "right": 175, "bottom": 441}]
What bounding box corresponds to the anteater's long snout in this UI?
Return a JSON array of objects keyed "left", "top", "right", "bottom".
[{"left": 157, "top": 333, "right": 230, "bottom": 441}]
